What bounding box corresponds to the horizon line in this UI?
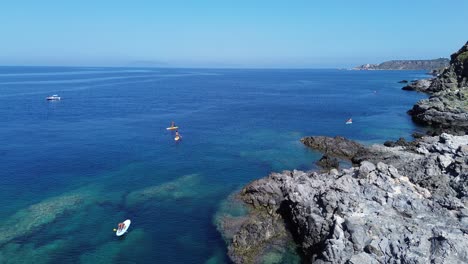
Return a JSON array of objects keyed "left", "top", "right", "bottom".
[{"left": 0, "top": 64, "right": 354, "bottom": 70}]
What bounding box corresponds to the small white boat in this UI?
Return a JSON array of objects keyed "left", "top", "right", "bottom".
[
  {"left": 116, "top": 219, "right": 131, "bottom": 237},
  {"left": 46, "top": 95, "right": 61, "bottom": 101},
  {"left": 345, "top": 118, "right": 353, "bottom": 125}
]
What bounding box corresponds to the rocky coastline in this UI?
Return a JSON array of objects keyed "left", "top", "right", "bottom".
[
  {"left": 406, "top": 42, "right": 468, "bottom": 135},
  {"left": 217, "top": 43, "right": 468, "bottom": 264}
]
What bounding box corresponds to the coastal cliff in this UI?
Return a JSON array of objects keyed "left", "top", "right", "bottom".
[
  {"left": 353, "top": 58, "right": 449, "bottom": 71},
  {"left": 218, "top": 43, "right": 468, "bottom": 264},
  {"left": 407, "top": 41, "right": 468, "bottom": 135}
]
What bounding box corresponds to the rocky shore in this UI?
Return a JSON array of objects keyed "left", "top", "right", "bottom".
[
  {"left": 218, "top": 42, "right": 468, "bottom": 264},
  {"left": 220, "top": 134, "right": 467, "bottom": 263},
  {"left": 406, "top": 42, "right": 468, "bottom": 135}
]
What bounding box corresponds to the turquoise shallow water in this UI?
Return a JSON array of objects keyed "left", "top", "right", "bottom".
[{"left": 0, "top": 67, "right": 428, "bottom": 263}]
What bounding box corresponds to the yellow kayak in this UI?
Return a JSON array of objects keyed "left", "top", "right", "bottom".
[{"left": 166, "top": 126, "right": 179, "bottom": 130}]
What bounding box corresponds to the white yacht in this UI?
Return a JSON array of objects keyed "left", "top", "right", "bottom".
[{"left": 46, "top": 95, "right": 61, "bottom": 101}]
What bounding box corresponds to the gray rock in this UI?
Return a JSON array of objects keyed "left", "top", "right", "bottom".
[
  {"left": 402, "top": 78, "right": 433, "bottom": 92},
  {"left": 438, "top": 154, "right": 453, "bottom": 168},
  {"left": 358, "top": 161, "right": 376, "bottom": 178},
  {"left": 300, "top": 136, "right": 365, "bottom": 160},
  {"left": 348, "top": 253, "right": 378, "bottom": 264},
  {"left": 300, "top": 133, "right": 468, "bottom": 201},
  {"left": 223, "top": 161, "right": 467, "bottom": 263},
  {"left": 316, "top": 155, "right": 340, "bottom": 171},
  {"left": 408, "top": 42, "right": 468, "bottom": 135},
  {"left": 220, "top": 134, "right": 468, "bottom": 264}
]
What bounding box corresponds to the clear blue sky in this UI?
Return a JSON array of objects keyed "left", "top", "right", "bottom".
[{"left": 0, "top": 0, "right": 467, "bottom": 68}]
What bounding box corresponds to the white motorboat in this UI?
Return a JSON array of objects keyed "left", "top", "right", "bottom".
[{"left": 46, "top": 95, "right": 61, "bottom": 101}]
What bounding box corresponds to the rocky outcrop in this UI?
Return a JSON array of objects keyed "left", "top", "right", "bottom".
[
  {"left": 302, "top": 134, "right": 467, "bottom": 201},
  {"left": 407, "top": 41, "right": 468, "bottom": 135},
  {"left": 354, "top": 58, "right": 449, "bottom": 71},
  {"left": 383, "top": 137, "right": 415, "bottom": 148},
  {"left": 353, "top": 134, "right": 468, "bottom": 200},
  {"left": 316, "top": 155, "right": 340, "bottom": 170},
  {"left": 300, "top": 136, "right": 365, "bottom": 160},
  {"left": 220, "top": 134, "right": 468, "bottom": 263},
  {"left": 401, "top": 79, "right": 433, "bottom": 92},
  {"left": 0, "top": 190, "right": 96, "bottom": 246},
  {"left": 430, "top": 42, "right": 468, "bottom": 91},
  {"left": 409, "top": 96, "right": 468, "bottom": 135}
]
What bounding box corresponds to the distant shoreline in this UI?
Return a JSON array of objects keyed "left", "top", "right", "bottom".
[{"left": 352, "top": 58, "right": 449, "bottom": 71}]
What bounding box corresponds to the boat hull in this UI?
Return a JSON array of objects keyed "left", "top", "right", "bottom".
[{"left": 116, "top": 219, "right": 131, "bottom": 236}]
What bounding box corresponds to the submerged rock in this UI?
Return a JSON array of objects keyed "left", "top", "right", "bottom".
[
  {"left": 0, "top": 190, "right": 96, "bottom": 246},
  {"left": 215, "top": 187, "right": 301, "bottom": 263},
  {"left": 79, "top": 228, "right": 149, "bottom": 264},
  {"left": 125, "top": 174, "right": 202, "bottom": 206},
  {"left": 0, "top": 240, "right": 69, "bottom": 264}
]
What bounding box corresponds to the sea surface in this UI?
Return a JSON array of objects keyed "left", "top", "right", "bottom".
[{"left": 0, "top": 67, "right": 428, "bottom": 263}]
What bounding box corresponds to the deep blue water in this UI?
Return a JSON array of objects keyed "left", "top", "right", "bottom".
[{"left": 0, "top": 67, "right": 427, "bottom": 263}]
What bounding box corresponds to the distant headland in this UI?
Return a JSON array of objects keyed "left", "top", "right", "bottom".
[{"left": 353, "top": 58, "right": 449, "bottom": 71}]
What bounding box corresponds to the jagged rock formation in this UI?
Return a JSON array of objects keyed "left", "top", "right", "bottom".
[
  {"left": 430, "top": 43, "right": 468, "bottom": 91},
  {"left": 302, "top": 134, "right": 467, "bottom": 201},
  {"left": 353, "top": 58, "right": 449, "bottom": 71},
  {"left": 220, "top": 134, "right": 468, "bottom": 263},
  {"left": 407, "top": 41, "right": 468, "bottom": 135},
  {"left": 401, "top": 79, "right": 433, "bottom": 92},
  {"left": 316, "top": 155, "right": 340, "bottom": 170},
  {"left": 300, "top": 136, "right": 365, "bottom": 160}
]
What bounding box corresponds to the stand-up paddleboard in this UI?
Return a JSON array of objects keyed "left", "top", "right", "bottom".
[
  {"left": 174, "top": 136, "right": 181, "bottom": 141},
  {"left": 166, "top": 126, "right": 179, "bottom": 130},
  {"left": 116, "top": 219, "right": 131, "bottom": 237},
  {"left": 345, "top": 118, "right": 353, "bottom": 125}
]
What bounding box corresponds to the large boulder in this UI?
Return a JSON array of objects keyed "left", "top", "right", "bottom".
[{"left": 402, "top": 78, "right": 433, "bottom": 92}]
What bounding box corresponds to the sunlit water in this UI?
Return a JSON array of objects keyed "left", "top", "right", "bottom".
[{"left": 0, "top": 67, "right": 427, "bottom": 263}]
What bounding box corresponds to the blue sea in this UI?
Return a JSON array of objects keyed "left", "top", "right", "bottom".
[{"left": 0, "top": 67, "right": 428, "bottom": 263}]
